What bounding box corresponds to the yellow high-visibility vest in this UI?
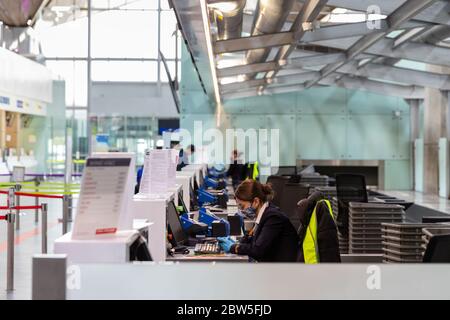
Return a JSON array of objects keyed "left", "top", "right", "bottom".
[
  {"left": 302, "top": 199, "right": 334, "bottom": 264},
  {"left": 247, "top": 162, "right": 259, "bottom": 180}
]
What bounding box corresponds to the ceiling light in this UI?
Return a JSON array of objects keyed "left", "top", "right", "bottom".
[
  {"left": 51, "top": 6, "right": 73, "bottom": 12},
  {"left": 332, "top": 8, "right": 347, "bottom": 14},
  {"left": 321, "top": 12, "right": 386, "bottom": 24},
  {"left": 201, "top": 0, "right": 222, "bottom": 104},
  {"left": 209, "top": 2, "right": 240, "bottom": 13}
]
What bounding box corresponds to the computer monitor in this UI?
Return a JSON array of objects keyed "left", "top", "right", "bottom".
[
  {"left": 189, "top": 178, "right": 199, "bottom": 210},
  {"left": 198, "top": 170, "right": 204, "bottom": 188},
  {"left": 423, "top": 234, "right": 450, "bottom": 263},
  {"left": 167, "top": 200, "right": 188, "bottom": 246},
  {"left": 193, "top": 176, "right": 199, "bottom": 192}
]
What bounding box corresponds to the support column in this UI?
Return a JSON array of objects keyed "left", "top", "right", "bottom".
[
  {"left": 86, "top": 0, "right": 92, "bottom": 156},
  {"left": 0, "top": 110, "right": 6, "bottom": 152},
  {"left": 408, "top": 99, "right": 421, "bottom": 191},
  {"left": 423, "top": 65, "right": 450, "bottom": 195},
  {"left": 409, "top": 99, "right": 420, "bottom": 142}
]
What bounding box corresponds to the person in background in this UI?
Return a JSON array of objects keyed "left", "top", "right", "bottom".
[
  {"left": 135, "top": 166, "right": 144, "bottom": 194},
  {"left": 177, "top": 144, "right": 195, "bottom": 171},
  {"left": 218, "top": 179, "right": 299, "bottom": 262},
  {"left": 226, "top": 149, "right": 245, "bottom": 190}
]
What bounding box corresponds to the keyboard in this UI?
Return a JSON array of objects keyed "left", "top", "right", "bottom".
[{"left": 194, "top": 241, "right": 221, "bottom": 255}]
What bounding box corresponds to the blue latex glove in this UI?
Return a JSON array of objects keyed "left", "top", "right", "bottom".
[{"left": 217, "top": 237, "right": 235, "bottom": 253}]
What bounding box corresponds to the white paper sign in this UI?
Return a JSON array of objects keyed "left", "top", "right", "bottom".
[
  {"left": 72, "top": 156, "right": 133, "bottom": 239},
  {"left": 139, "top": 149, "right": 178, "bottom": 195},
  {"left": 12, "top": 166, "right": 25, "bottom": 182}
]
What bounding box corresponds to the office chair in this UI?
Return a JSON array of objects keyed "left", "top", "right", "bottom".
[
  {"left": 279, "top": 183, "right": 311, "bottom": 230},
  {"left": 423, "top": 234, "right": 450, "bottom": 263},
  {"left": 296, "top": 191, "right": 341, "bottom": 263},
  {"left": 335, "top": 174, "right": 368, "bottom": 236},
  {"left": 266, "top": 175, "right": 289, "bottom": 207}
]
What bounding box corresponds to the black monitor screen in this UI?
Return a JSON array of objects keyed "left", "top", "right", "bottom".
[
  {"left": 199, "top": 171, "right": 204, "bottom": 188},
  {"left": 158, "top": 118, "right": 180, "bottom": 136},
  {"left": 167, "top": 200, "right": 187, "bottom": 246},
  {"left": 189, "top": 179, "right": 198, "bottom": 209},
  {"left": 423, "top": 234, "right": 450, "bottom": 262},
  {"left": 193, "top": 176, "right": 199, "bottom": 191}
]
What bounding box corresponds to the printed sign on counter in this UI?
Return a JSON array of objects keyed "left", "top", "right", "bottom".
[
  {"left": 72, "top": 157, "right": 132, "bottom": 239},
  {"left": 139, "top": 149, "right": 178, "bottom": 196}
]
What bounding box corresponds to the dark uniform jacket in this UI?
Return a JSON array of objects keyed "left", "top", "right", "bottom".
[
  {"left": 230, "top": 203, "right": 299, "bottom": 262},
  {"left": 296, "top": 192, "right": 341, "bottom": 263}
]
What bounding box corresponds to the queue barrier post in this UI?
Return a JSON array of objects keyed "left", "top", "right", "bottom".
[
  {"left": 62, "top": 195, "right": 69, "bottom": 234},
  {"left": 41, "top": 203, "right": 48, "bottom": 254},
  {"left": 15, "top": 184, "right": 21, "bottom": 231},
  {"left": 6, "top": 187, "right": 15, "bottom": 292},
  {"left": 35, "top": 178, "right": 40, "bottom": 223}
]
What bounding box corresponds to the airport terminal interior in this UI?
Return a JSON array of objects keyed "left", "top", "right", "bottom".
[{"left": 1, "top": 0, "right": 450, "bottom": 300}]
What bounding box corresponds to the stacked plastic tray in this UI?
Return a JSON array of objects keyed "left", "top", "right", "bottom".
[
  {"left": 381, "top": 223, "right": 434, "bottom": 263},
  {"left": 348, "top": 202, "right": 405, "bottom": 254},
  {"left": 301, "top": 174, "right": 329, "bottom": 187},
  {"left": 422, "top": 227, "right": 450, "bottom": 252},
  {"left": 332, "top": 196, "right": 350, "bottom": 254}
]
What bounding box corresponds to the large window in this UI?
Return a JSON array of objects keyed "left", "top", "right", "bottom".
[
  {"left": 34, "top": 0, "right": 181, "bottom": 161},
  {"left": 35, "top": 0, "right": 181, "bottom": 107}
]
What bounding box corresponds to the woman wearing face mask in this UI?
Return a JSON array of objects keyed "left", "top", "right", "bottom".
[{"left": 218, "top": 179, "right": 299, "bottom": 262}]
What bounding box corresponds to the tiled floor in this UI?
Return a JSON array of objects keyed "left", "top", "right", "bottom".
[
  {"left": 383, "top": 190, "right": 450, "bottom": 215},
  {"left": 0, "top": 194, "right": 75, "bottom": 300}
]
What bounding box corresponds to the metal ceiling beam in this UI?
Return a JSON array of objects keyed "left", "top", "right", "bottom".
[
  {"left": 311, "top": 36, "right": 450, "bottom": 68},
  {"left": 217, "top": 61, "right": 279, "bottom": 78},
  {"left": 305, "top": 0, "right": 441, "bottom": 88},
  {"left": 222, "top": 84, "right": 307, "bottom": 100},
  {"left": 310, "top": 0, "right": 450, "bottom": 26},
  {"left": 300, "top": 20, "right": 390, "bottom": 43},
  {"left": 217, "top": 52, "right": 346, "bottom": 78},
  {"left": 222, "top": 58, "right": 450, "bottom": 95},
  {"left": 337, "top": 62, "right": 450, "bottom": 90},
  {"left": 214, "top": 32, "right": 294, "bottom": 54},
  {"left": 415, "top": 25, "right": 450, "bottom": 45},
  {"left": 215, "top": 19, "right": 426, "bottom": 54},
  {"left": 287, "top": 52, "right": 347, "bottom": 68},
  {"left": 221, "top": 79, "right": 267, "bottom": 92},
  {"left": 329, "top": 74, "right": 425, "bottom": 99},
  {"left": 265, "top": 0, "right": 330, "bottom": 86},
  {"left": 221, "top": 71, "right": 320, "bottom": 92},
  {"left": 270, "top": 71, "right": 321, "bottom": 85},
  {"left": 222, "top": 73, "right": 425, "bottom": 100},
  {"left": 393, "top": 26, "right": 428, "bottom": 49}
]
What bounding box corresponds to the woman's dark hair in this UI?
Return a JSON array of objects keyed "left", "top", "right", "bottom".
[{"left": 235, "top": 179, "right": 274, "bottom": 203}]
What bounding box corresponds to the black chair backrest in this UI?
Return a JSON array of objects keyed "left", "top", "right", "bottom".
[
  {"left": 335, "top": 174, "right": 368, "bottom": 236},
  {"left": 335, "top": 174, "right": 368, "bottom": 203},
  {"left": 279, "top": 183, "right": 310, "bottom": 230},
  {"left": 266, "top": 175, "right": 289, "bottom": 207},
  {"left": 423, "top": 234, "right": 450, "bottom": 262}
]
